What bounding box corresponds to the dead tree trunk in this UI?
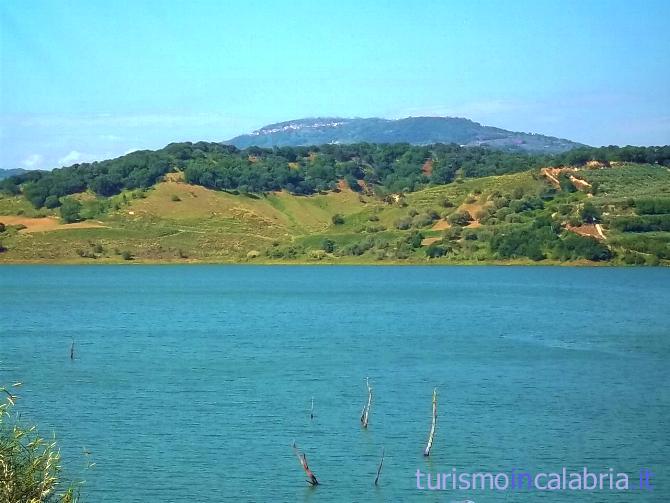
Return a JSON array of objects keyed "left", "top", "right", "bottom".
[
  {"left": 423, "top": 388, "right": 437, "bottom": 456},
  {"left": 292, "top": 441, "right": 319, "bottom": 486},
  {"left": 360, "top": 377, "right": 372, "bottom": 428}
]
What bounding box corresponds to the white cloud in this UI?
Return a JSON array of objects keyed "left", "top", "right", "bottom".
[
  {"left": 57, "top": 150, "right": 102, "bottom": 166},
  {"left": 58, "top": 150, "right": 84, "bottom": 166},
  {"left": 22, "top": 153, "right": 43, "bottom": 168}
]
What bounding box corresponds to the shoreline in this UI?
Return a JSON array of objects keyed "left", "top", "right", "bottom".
[{"left": 0, "top": 258, "right": 660, "bottom": 267}]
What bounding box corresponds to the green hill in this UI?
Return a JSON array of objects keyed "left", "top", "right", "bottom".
[{"left": 1, "top": 143, "right": 669, "bottom": 265}]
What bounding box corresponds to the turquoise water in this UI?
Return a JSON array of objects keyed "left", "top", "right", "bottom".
[{"left": 1, "top": 265, "right": 669, "bottom": 502}]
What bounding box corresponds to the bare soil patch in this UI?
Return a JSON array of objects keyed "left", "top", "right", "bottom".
[
  {"left": 431, "top": 219, "right": 450, "bottom": 231},
  {"left": 566, "top": 223, "right": 605, "bottom": 240},
  {"left": 0, "top": 215, "right": 105, "bottom": 233},
  {"left": 421, "top": 237, "right": 441, "bottom": 246}
]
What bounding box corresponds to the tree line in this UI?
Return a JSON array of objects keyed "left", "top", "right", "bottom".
[{"left": 1, "top": 142, "right": 668, "bottom": 209}]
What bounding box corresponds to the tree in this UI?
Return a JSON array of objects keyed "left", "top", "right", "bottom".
[
  {"left": 344, "top": 174, "right": 361, "bottom": 192},
  {"left": 321, "top": 238, "right": 336, "bottom": 253},
  {"left": 60, "top": 198, "right": 82, "bottom": 223},
  {"left": 0, "top": 222, "right": 5, "bottom": 233},
  {"left": 395, "top": 217, "right": 412, "bottom": 230},
  {"left": 44, "top": 195, "right": 61, "bottom": 209},
  {"left": 407, "top": 231, "right": 424, "bottom": 248},
  {"left": 558, "top": 173, "right": 576, "bottom": 193},
  {"left": 331, "top": 214, "right": 344, "bottom": 225},
  {"left": 580, "top": 202, "right": 601, "bottom": 224},
  {"left": 425, "top": 244, "right": 446, "bottom": 258}
]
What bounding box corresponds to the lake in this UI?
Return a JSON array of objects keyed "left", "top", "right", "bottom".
[{"left": 1, "top": 265, "right": 669, "bottom": 502}]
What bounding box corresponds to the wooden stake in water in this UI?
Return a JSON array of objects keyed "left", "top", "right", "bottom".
[
  {"left": 70, "top": 340, "right": 75, "bottom": 360},
  {"left": 360, "top": 377, "right": 372, "bottom": 428},
  {"left": 292, "top": 441, "right": 319, "bottom": 486},
  {"left": 310, "top": 397, "right": 314, "bottom": 420},
  {"left": 424, "top": 388, "right": 437, "bottom": 456}
]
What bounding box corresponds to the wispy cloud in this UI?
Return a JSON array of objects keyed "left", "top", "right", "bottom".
[
  {"left": 98, "top": 134, "right": 123, "bottom": 141},
  {"left": 57, "top": 150, "right": 108, "bottom": 166},
  {"left": 21, "top": 154, "right": 43, "bottom": 168}
]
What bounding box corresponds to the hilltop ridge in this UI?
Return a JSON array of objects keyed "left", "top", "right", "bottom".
[{"left": 227, "top": 116, "right": 584, "bottom": 153}]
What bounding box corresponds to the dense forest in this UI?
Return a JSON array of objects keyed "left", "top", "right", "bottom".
[{"left": 1, "top": 142, "right": 670, "bottom": 209}]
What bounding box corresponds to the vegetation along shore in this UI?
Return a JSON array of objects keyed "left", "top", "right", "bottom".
[{"left": 1, "top": 143, "right": 669, "bottom": 265}]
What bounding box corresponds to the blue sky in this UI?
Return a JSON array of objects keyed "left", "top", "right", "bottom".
[{"left": 1, "top": 0, "right": 669, "bottom": 170}]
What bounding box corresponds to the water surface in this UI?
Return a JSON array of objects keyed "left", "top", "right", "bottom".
[{"left": 1, "top": 266, "right": 669, "bottom": 501}]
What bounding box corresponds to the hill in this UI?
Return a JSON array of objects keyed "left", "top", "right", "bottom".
[
  {"left": 227, "top": 116, "right": 584, "bottom": 153},
  {"left": 1, "top": 144, "right": 669, "bottom": 265},
  {"left": 0, "top": 168, "right": 28, "bottom": 180}
]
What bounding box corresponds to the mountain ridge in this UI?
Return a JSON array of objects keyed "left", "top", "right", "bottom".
[
  {"left": 0, "top": 168, "right": 27, "bottom": 180},
  {"left": 227, "top": 116, "right": 584, "bottom": 153}
]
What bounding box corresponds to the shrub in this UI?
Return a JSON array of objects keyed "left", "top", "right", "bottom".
[
  {"left": 553, "top": 233, "right": 612, "bottom": 261},
  {"left": 331, "top": 213, "right": 344, "bottom": 225},
  {"left": 121, "top": 250, "right": 133, "bottom": 260},
  {"left": 462, "top": 229, "right": 479, "bottom": 240},
  {"left": 440, "top": 198, "right": 454, "bottom": 208},
  {"left": 611, "top": 215, "right": 670, "bottom": 232},
  {"left": 408, "top": 208, "right": 419, "bottom": 217},
  {"left": 395, "top": 217, "right": 412, "bottom": 230},
  {"left": 512, "top": 187, "right": 525, "bottom": 199},
  {"left": 341, "top": 237, "right": 374, "bottom": 256},
  {"left": 493, "top": 196, "right": 510, "bottom": 209},
  {"left": 92, "top": 243, "right": 104, "bottom": 254},
  {"left": 406, "top": 231, "right": 424, "bottom": 249},
  {"left": 171, "top": 194, "right": 181, "bottom": 202},
  {"left": 412, "top": 214, "right": 434, "bottom": 228},
  {"left": 580, "top": 202, "right": 601, "bottom": 223},
  {"left": 60, "top": 198, "right": 83, "bottom": 223},
  {"left": 558, "top": 173, "right": 576, "bottom": 193},
  {"left": 444, "top": 226, "right": 462, "bottom": 241},
  {"left": 0, "top": 223, "right": 5, "bottom": 233},
  {"left": 635, "top": 198, "right": 670, "bottom": 215},
  {"left": 368, "top": 214, "right": 380, "bottom": 222},
  {"left": 425, "top": 245, "right": 446, "bottom": 258},
  {"left": 622, "top": 251, "right": 646, "bottom": 265},
  {"left": 44, "top": 195, "right": 61, "bottom": 209},
  {"left": 321, "top": 238, "right": 336, "bottom": 253},
  {"left": 426, "top": 209, "right": 440, "bottom": 221},
  {"left": 0, "top": 385, "right": 78, "bottom": 502},
  {"left": 447, "top": 210, "right": 473, "bottom": 226},
  {"left": 365, "top": 224, "right": 386, "bottom": 233}
]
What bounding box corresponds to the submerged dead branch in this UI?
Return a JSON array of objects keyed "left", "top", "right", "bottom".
[
  {"left": 374, "top": 447, "right": 385, "bottom": 486},
  {"left": 292, "top": 441, "right": 319, "bottom": 486}
]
